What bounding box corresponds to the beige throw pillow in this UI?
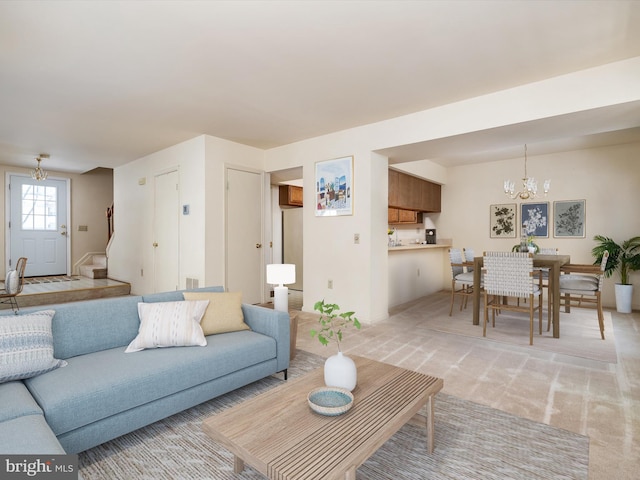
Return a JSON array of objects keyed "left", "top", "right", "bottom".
[{"left": 182, "top": 291, "right": 249, "bottom": 335}]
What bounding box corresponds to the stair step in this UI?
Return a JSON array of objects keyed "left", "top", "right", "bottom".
[{"left": 79, "top": 265, "right": 107, "bottom": 279}]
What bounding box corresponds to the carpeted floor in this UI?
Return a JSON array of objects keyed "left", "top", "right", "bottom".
[
  {"left": 79, "top": 350, "right": 588, "bottom": 479},
  {"left": 388, "top": 292, "right": 617, "bottom": 364}
]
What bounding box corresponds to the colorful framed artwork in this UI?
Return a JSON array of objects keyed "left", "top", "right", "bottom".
[
  {"left": 521, "top": 202, "right": 549, "bottom": 238},
  {"left": 315, "top": 156, "right": 353, "bottom": 216},
  {"left": 490, "top": 203, "right": 517, "bottom": 238},
  {"left": 554, "top": 200, "right": 586, "bottom": 238}
]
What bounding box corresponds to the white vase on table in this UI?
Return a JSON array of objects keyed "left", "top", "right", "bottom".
[{"left": 324, "top": 351, "right": 357, "bottom": 391}]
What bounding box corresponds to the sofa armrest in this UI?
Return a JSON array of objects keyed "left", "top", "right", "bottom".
[{"left": 242, "top": 305, "right": 290, "bottom": 373}]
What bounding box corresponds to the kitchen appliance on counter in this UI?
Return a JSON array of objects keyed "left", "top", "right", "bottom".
[
  {"left": 425, "top": 229, "right": 436, "bottom": 244},
  {"left": 424, "top": 217, "right": 437, "bottom": 244}
]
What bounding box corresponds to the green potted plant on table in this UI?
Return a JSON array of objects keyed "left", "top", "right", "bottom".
[
  {"left": 592, "top": 235, "right": 640, "bottom": 313},
  {"left": 310, "top": 300, "right": 361, "bottom": 391}
]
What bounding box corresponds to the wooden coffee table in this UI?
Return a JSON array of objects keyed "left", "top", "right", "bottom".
[{"left": 202, "top": 355, "right": 443, "bottom": 479}]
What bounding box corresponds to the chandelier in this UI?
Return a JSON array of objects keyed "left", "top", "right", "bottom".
[
  {"left": 32, "top": 154, "right": 49, "bottom": 181},
  {"left": 503, "top": 145, "right": 550, "bottom": 200}
]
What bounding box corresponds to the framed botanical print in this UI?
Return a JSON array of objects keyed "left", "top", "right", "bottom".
[
  {"left": 521, "top": 202, "right": 549, "bottom": 238},
  {"left": 315, "top": 156, "right": 353, "bottom": 216},
  {"left": 490, "top": 203, "right": 517, "bottom": 238},
  {"left": 554, "top": 200, "right": 586, "bottom": 238}
]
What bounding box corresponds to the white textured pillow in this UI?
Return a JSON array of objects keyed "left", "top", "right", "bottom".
[
  {"left": 125, "top": 300, "right": 209, "bottom": 353},
  {"left": 4, "top": 270, "right": 18, "bottom": 295},
  {"left": 0, "top": 310, "right": 67, "bottom": 384}
]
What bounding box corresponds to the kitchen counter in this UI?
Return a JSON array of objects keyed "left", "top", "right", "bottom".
[
  {"left": 387, "top": 243, "right": 450, "bottom": 307},
  {"left": 388, "top": 243, "right": 450, "bottom": 252}
]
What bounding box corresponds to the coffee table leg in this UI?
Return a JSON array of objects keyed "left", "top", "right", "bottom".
[
  {"left": 426, "top": 395, "right": 435, "bottom": 454},
  {"left": 345, "top": 466, "right": 356, "bottom": 479},
  {"left": 233, "top": 455, "right": 245, "bottom": 473}
]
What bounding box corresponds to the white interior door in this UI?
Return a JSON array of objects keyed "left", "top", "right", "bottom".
[
  {"left": 153, "top": 169, "right": 180, "bottom": 292},
  {"left": 8, "top": 175, "right": 69, "bottom": 276},
  {"left": 226, "top": 167, "right": 263, "bottom": 304}
]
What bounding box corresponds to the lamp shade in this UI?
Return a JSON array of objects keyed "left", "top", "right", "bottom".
[{"left": 267, "top": 264, "right": 296, "bottom": 286}]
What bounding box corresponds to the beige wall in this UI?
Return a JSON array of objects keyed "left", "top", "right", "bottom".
[
  {"left": 0, "top": 165, "right": 113, "bottom": 274},
  {"left": 438, "top": 143, "right": 640, "bottom": 309},
  {"left": 109, "top": 134, "right": 264, "bottom": 295},
  {"left": 106, "top": 57, "right": 640, "bottom": 320}
]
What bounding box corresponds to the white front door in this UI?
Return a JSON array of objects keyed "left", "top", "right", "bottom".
[
  {"left": 226, "top": 167, "right": 263, "bottom": 304},
  {"left": 153, "top": 169, "right": 180, "bottom": 292},
  {"left": 8, "top": 175, "right": 69, "bottom": 276}
]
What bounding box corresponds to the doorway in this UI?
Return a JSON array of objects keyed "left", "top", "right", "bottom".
[
  {"left": 282, "top": 207, "right": 303, "bottom": 291},
  {"left": 7, "top": 174, "right": 70, "bottom": 276}
]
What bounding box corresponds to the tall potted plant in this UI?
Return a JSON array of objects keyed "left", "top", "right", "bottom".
[
  {"left": 592, "top": 235, "right": 640, "bottom": 313},
  {"left": 310, "top": 300, "right": 361, "bottom": 391}
]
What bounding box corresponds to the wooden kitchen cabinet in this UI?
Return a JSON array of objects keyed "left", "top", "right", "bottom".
[
  {"left": 279, "top": 185, "right": 303, "bottom": 207},
  {"left": 388, "top": 208, "right": 423, "bottom": 225},
  {"left": 388, "top": 169, "right": 441, "bottom": 212},
  {"left": 420, "top": 181, "right": 441, "bottom": 212},
  {"left": 388, "top": 169, "right": 400, "bottom": 207}
]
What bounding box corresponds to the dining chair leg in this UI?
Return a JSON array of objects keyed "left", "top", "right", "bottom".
[
  {"left": 449, "top": 281, "right": 455, "bottom": 316},
  {"left": 564, "top": 293, "right": 571, "bottom": 313},
  {"left": 528, "top": 297, "right": 534, "bottom": 345},
  {"left": 539, "top": 291, "right": 543, "bottom": 336},
  {"left": 483, "top": 293, "right": 488, "bottom": 337},
  {"left": 596, "top": 293, "right": 605, "bottom": 340}
]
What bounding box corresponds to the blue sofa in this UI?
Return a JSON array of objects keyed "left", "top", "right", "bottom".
[{"left": 0, "top": 287, "right": 290, "bottom": 455}]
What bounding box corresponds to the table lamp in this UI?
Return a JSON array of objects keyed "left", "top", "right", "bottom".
[{"left": 267, "top": 264, "right": 296, "bottom": 312}]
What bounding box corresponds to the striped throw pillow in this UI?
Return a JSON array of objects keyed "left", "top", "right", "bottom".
[{"left": 0, "top": 310, "right": 67, "bottom": 384}]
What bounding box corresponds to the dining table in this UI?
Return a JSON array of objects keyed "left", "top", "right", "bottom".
[{"left": 472, "top": 254, "right": 571, "bottom": 338}]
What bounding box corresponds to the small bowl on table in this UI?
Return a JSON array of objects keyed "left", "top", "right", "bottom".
[{"left": 307, "top": 386, "right": 354, "bottom": 416}]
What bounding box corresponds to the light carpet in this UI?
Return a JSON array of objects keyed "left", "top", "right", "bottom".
[
  {"left": 79, "top": 350, "right": 588, "bottom": 479},
  {"left": 392, "top": 292, "right": 617, "bottom": 364}
]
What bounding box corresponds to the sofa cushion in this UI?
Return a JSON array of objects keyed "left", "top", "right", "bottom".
[
  {"left": 0, "top": 381, "right": 43, "bottom": 422},
  {"left": 0, "top": 415, "right": 66, "bottom": 454},
  {"left": 24, "top": 330, "right": 277, "bottom": 436},
  {"left": 183, "top": 291, "right": 250, "bottom": 335},
  {"left": 125, "top": 300, "right": 209, "bottom": 353},
  {"left": 0, "top": 310, "right": 67, "bottom": 384},
  {"left": 50, "top": 296, "right": 143, "bottom": 359}
]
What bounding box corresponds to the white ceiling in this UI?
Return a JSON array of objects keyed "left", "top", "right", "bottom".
[{"left": 1, "top": 0, "right": 640, "bottom": 174}]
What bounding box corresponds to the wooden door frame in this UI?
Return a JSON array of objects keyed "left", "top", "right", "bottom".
[{"left": 4, "top": 172, "right": 71, "bottom": 275}]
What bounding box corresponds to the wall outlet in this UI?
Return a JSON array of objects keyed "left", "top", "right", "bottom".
[{"left": 328, "top": 279, "right": 333, "bottom": 289}]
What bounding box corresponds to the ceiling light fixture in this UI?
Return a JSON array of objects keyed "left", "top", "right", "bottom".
[
  {"left": 32, "top": 154, "right": 49, "bottom": 181},
  {"left": 503, "top": 145, "right": 550, "bottom": 200}
]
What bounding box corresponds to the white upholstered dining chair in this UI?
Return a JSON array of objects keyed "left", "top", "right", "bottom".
[
  {"left": 557, "top": 251, "right": 609, "bottom": 340},
  {"left": 448, "top": 248, "right": 475, "bottom": 316}
]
